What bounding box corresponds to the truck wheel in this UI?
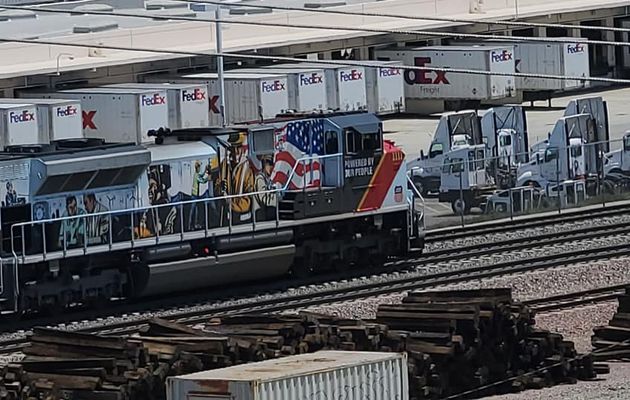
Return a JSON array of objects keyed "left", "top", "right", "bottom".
[
  {"left": 451, "top": 198, "right": 469, "bottom": 215},
  {"left": 413, "top": 177, "right": 427, "bottom": 196}
]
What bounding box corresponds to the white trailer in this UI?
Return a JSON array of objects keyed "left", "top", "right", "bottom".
[
  {"left": 375, "top": 45, "right": 516, "bottom": 108},
  {"left": 167, "top": 351, "right": 409, "bottom": 400},
  {"left": 175, "top": 72, "right": 290, "bottom": 125},
  {"left": 103, "top": 83, "right": 209, "bottom": 129},
  {"left": 365, "top": 61, "right": 405, "bottom": 114},
  {"left": 0, "top": 98, "right": 83, "bottom": 142},
  {"left": 453, "top": 39, "right": 590, "bottom": 102},
  {"left": 245, "top": 66, "right": 329, "bottom": 112},
  {"left": 20, "top": 88, "right": 170, "bottom": 144},
  {"left": 259, "top": 61, "right": 402, "bottom": 114},
  {"left": 0, "top": 104, "right": 47, "bottom": 149}
]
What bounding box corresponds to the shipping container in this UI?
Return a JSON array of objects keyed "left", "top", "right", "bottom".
[
  {"left": 375, "top": 46, "right": 516, "bottom": 101},
  {"left": 161, "top": 73, "right": 290, "bottom": 125},
  {"left": 0, "top": 104, "right": 47, "bottom": 149},
  {"left": 167, "top": 351, "right": 408, "bottom": 400},
  {"left": 102, "top": 83, "right": 210, "bottom": 129},
  {"left": 0, "top": 98, "right": 83, "bottom": 142},
  {"left": 20, "top": 88, "right": 169, "bottom": 144},
  {"left": 365, "top": 61, "right": 405, "bottom": 114},
  {"left": 232, "top": 66, "right": 329, "bottom": 112},
  {"left": 452, "top": 39, "right": 590, "bottom": 93},
  {"left": 257, "top": 62, "right": 368, "bottom": 112}
]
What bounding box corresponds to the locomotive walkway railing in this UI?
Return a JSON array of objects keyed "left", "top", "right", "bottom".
[{"left": 10, "top": 153, "right": 346, "bottom": 264}]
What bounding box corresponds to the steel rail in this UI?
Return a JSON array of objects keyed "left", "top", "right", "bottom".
[{"left": 1, "top": 241, "right": 629, "bottom": 356}]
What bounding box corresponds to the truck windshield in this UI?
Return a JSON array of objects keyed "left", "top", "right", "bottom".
[{"left": 624, "top": 135, "right": 630, "bottom": 151}]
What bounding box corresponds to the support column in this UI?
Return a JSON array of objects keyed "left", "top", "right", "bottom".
[
  {"left": 567, "top": 24, "right": 581, "bottom": 38},
  {"left": 356, "top": 47, "right": 370, "bottom": 61},
  {"left": 533, "top": 26, "right": 546, "bottom": 38},
  {"left": 604, "top": 17, "right": 616, "bottom": 77},
  {"left": 316, "top": 51, "right": 333, "bottom": 60}
]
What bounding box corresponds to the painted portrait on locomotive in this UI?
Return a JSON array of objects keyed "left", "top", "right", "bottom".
[
  {"left": 32, "top": 188, "right": 135, "bottom": 251},
  {"left": 142, "top": 151, "right": 220, "bottom": 237}
]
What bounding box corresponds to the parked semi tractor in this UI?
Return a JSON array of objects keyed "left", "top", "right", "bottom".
[{"left": 409, "top": 105, "right": 527, "bottom": 195}]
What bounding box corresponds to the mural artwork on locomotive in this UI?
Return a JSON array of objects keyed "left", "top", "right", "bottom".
[
  {"left": 272, "top": 119, "right": 324, "bottom": 189},
  {"left": 31, "top": 188, "right": 137, "bottom": 252}
]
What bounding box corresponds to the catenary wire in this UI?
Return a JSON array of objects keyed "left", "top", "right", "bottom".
[
  {"left": 1, "top": 3, "right": 630, "bottom": 50},
  {"left": 173, "top": 0, "right": 630, "bottom": 35},
  {"left": 3, "top": 35, "right": 630, "bottom": 85}
]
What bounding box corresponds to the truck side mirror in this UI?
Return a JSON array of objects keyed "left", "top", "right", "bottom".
[{"left": 420, "top": 150, "right": 425, "bottom": 159}]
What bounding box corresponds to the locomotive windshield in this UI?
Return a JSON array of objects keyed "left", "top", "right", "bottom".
[{"left": 345, "top": 127, "right": 382, "bottom": 154}]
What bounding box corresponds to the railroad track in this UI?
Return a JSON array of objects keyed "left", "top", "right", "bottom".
[
  {"left": 2, "top": 241, "right": 629, "bottom": 357},
  {"left": 524, "top": 284, "right": 626, "bottom": 313},
  {"left": 425, "top": 201, "right": 630, "bottom": 242}
]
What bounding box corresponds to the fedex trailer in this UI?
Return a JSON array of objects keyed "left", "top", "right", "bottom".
[
  {"left": 0, "top": 104, "right": 47, "bottom": 149},
  {"left": 375, "top": 46, "right": 516, "bottom": 113},
  {"left": 167, "top": 72, "right": 290, "bottom": 125},
  {"left": 19, "top": 88, "right": 169, "bottom": 144},
  {"left": 0, "top": 98, "right": 83, "bottom": 142},
  {"left": 366, "top": 61, "right": 405, "bottom": 114},
  {"left": 453, "top": 39, "right": 590, "bottom": 103},
  {"left": 103, "top": 83, "right": 209, "bottom": 129},
  {"left": 228, "top": 66, "right": 328, "bottom": 112}
]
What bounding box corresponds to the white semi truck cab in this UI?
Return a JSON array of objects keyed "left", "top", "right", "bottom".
[
  {"left": 603, "top": 131, "right": 630, "bottom": 176},
  {"left": 408, "top": 110, "right": 481, "bottom": 195},
  {"left": 438, "top": 144, "right": 495, "bottom": 214}
]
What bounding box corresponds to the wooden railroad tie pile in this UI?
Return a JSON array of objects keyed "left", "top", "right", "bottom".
[
  {"left": 377, "top": 288, "right": 598, "bottom": 399},
  {"left": 591, "top": 286, "right": 630, "bottom": 363},
  {"left": 0, "top": 288, "right": 602, "bottom": 400}
]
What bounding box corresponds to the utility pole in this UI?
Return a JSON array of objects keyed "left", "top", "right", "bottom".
[{"left": 215, "top": 6, "right": 226, "bottom": 127}]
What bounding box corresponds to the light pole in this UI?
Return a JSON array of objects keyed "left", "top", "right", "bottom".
[
  {"left": 56, "top": 53, "right": 74, "bottom": 76},
  {"left": 215, "top": 6, "right": 226, "bottom": 127}
]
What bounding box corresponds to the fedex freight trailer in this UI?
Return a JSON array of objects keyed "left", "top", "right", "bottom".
[
  {"left": 375, "top": 46, "right": 516, "bottom": 113},
  {"left": 261, "top": 62, "right": 403, "bottom": 114},
  {"left": 0, "top": 98, "right": 83, "bottom": 142},
  {"left": 175, "top": 73, "right": 290, "bottom": 125},
  {"left": 228, "top": 66, "right": 328, "bottom": 112},
  {"left": 365, "top": 61, "right": 405, "bottom": 114},
  {"left": 20, "top": 88, "right": 169, "bottom": 144},
  {"left": 453, "top": 39, "right": 590, "bottom": 102},
  {"left": 0, "top": 104, "right": 47, "bottom": 149},
  {"left": 102, "top": 83, "right": 209, "bottom": 129}
]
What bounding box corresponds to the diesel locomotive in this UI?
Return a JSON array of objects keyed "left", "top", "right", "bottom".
[{"left": 0, "top": 111, "right": 424, "bottom": 315}]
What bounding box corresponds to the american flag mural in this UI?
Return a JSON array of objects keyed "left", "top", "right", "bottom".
[{"left": 272, "top": 119, "right": 325, "bottom": 189}]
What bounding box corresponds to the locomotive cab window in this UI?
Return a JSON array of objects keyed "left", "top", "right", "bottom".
[
  {"left": 345, "top": 127, "right": 382, "bottom": 155},
  {"left": 325, "top": 130, "right": 339, "bottom": 154}
]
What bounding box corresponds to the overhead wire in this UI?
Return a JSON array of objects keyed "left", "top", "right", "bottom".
[
  {"left": 0, "top": 3, "right": 630, "bottom": 50},
  {"left": 172, "top": 0, "right": 630, "bottom": 35},
  {"left": 3, "top": 35, "right": 630, "bottom": 86}
]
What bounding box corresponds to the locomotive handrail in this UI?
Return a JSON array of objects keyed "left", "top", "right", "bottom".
[
  {"left": 10, "top": 152, "right": 344, "bottom": 263},
  {"left": 406, "top": 174, "right": 425, "bottom": 226}
]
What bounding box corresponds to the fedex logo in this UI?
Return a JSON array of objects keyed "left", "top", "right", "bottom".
[
  {"left": 141, "top": 93, "right": 166, "bottom": 106},
  {"left": 379, "top": 68, "right": 401, "bottom": 77},
  {"left": 404, "top": 57, "right": 450, "bottom": 85},
  {"left": 339, "top": 69, "right": 363, "bottom": 82},
  {"left": 9, "top": 110, "right": 35, "bottom": 124},
  {"left": 182, "top": 88, "right": 207, "bottom": 102},
  {"left": 491, "top": 50, "right": 513, "bottom": 63},
  {"left": 261, "top": 80, "right": 286, "bottom": 93},
  {"left": 567, "top": 44, "right": 585, "bottom": 54},
  {"left": 299, "top": 73, "right": 323, "bottom": 86},
  {"left": 56, "top": 105, "right": 78, "bottom": 117}
]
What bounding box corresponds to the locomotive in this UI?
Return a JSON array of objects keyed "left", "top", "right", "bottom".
[{"left": 0, "top": 111, "right": 424, "bottom": 315}]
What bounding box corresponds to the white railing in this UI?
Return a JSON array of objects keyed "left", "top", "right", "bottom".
[
  {"left": 406, "top": 174, "right": 425, "bottom": 233},
  {"left": 10, "top": 153, "right": 344, "bottom": 263}
]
